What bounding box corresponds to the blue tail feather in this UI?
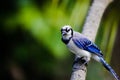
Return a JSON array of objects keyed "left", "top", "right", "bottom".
[{"left": 100, "top": 57, "right": 120, "bottom": 80}]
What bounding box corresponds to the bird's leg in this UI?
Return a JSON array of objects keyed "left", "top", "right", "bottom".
[
  {"left": 73, "top": 56, "right": 89, "bottom": 66},
  {"left": 72, "top": 56, "right": 89, "bottom": 71},
  {"left": 80, "top": 57, "right": 89, "bottom": 66},
  {"left": 73, "top": 56, "right": 81, "bottom": 65}
]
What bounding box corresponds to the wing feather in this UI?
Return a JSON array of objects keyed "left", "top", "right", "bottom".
[{"left": 72, "top": 36, "right": 103, "bottom": 57}]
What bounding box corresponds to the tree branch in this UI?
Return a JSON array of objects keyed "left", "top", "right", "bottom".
[{"left": 70, "top": 0, "right": 113, "bottom": 80}]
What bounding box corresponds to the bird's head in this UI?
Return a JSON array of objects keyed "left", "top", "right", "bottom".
[{"left": 61, "top": 25, "right": 73, "bottom": 40}]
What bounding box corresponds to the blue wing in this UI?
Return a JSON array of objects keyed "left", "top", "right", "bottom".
[{"left": 72, "top": 37, "right": 103, "bottom": 57}]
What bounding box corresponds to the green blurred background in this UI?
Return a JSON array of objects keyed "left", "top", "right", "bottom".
[{"left": 0, "top": 0, "right": 120, "bottom": 80}]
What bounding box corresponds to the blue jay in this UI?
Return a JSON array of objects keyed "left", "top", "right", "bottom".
[{"left": 61, "top": 25, "right": 119, "bottom": 80}]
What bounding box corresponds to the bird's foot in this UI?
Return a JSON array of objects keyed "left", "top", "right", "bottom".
[
  {"left": 72, "top": 56, "right": 89, "bottom": 71},
  {"left": 73, "top": 56, "right": 89, "bottom": 66}
]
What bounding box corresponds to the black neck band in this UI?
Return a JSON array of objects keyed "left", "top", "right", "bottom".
[{"left": 62, "top": 36, "right": 72, "bottom": 44}]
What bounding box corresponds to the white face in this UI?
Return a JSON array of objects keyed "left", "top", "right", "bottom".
[{"left": 61, "top": 25, "right": 73, "bottom": 40}]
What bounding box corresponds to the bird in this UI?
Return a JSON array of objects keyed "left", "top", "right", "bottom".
[{"left": 61, "top": 25, "right": 119, "bottom": 80}]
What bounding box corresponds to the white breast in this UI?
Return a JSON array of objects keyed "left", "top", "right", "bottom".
[{"left": 67, "top": 39, "right": 91, "bottom": 59}]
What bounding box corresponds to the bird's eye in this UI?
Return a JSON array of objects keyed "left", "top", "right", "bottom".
[
  {"left": 67, "top": 29, "right": 70, "bottom": 32},
  {"left": 66, "top": 29, "right": 70, "bottom": 32}
]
